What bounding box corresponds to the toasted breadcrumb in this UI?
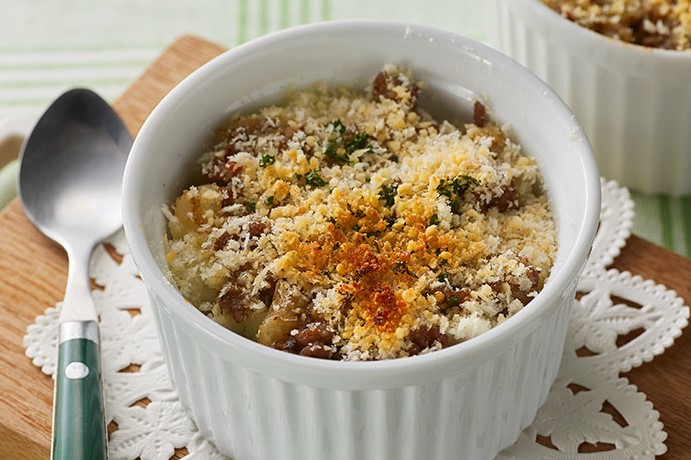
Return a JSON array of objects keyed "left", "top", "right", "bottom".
[
  {"left": 543, "top": 0, "right": 691, "bottom": 50},
  {"left": 165, "top": 67, "right": 557, "bottom": 361}
]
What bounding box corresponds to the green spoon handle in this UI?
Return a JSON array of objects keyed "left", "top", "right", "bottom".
[{"left": 52, "top": 321, "right": 107, "bottom": 460}]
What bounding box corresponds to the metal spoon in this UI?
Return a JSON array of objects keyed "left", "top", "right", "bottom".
[{"left": 18, "top": 89, "right": 132, "bottom": 460}]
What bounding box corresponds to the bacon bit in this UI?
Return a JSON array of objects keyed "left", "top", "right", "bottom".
[
  {"left": 224, "top": 161, "right": 243, "bottom": 180},
  {"left": 484, "top": 124, "right": 507, "bottom": 153},
  {"left": 221, "top": 184, "right": 237, "bottom": 207},
  {"left": 218, "top": 286, "right": 248, "bottom": 323},
  {"left": 258, "top": 274, "right": 277, "bottom": 307},
  {"left": 248, "top": 220, "right": 269, "bottom": 238},
  {"left": 276, "top": 124, "right": 296, "bottom": 151},
  {"left": 489, "top": 280, "right": 504, "bottom": 294},
  {"left": 272, "top": 338, "right": 299, "bottom": 353},
  {"left": 526, "top": 266, "right": 540, "bottom": 287},
  {"left": 512, "top": 266, "right": 541, "bottom": 305},
  {"left": 371, "top": 71, "right": 419, "bottom": 107},
  {"left": 408, "top": 324, "right": 448, "bottom": 355},
  {"left": 203, "top": 146, "right": 231, "bottom": 181},
  {"left": 372, "top": 72, "right": 389, "bottom": 101},
  {"left": 205, "top": 159, "right": 244, "bottom": 184},
  {"left": 295, "top": 323, "right": 334, "bottom": 348},
  {"left": 474, "top": 101, "right": 488, "bottom": 128},
  {"left": 270, "top": 323, "right": 336, "bottom": 359},
  {"left": 226, "top": 115, "right": 265, "bottom": 138},
  {"left": 440, "top": 287, "right": 471, "bottom": 309},
  {"left": 213, "top": 232, "right": 233, "bottom": 251},
  {"left": 279, "top": 124, "right": 295, "bottom": 138},
  {"left": 299, "top": 344, "right": 334, "bottom": 359},
  {"left": 409, "top": 81, "right": 420, "bottom": 106},
  {"left": 487, "top": 183, "right": 517, "bottom": 212}
]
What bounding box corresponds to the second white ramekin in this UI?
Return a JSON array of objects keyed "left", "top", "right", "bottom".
[
  {"left": 123, "top": 21, "right": 600, "bottom": 460},
  {"left": 487, "top": 0, "right": 691, "bottom": 195}
]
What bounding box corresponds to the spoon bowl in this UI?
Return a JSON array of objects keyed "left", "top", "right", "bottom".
[
  {"left": 18, "top": 88, "right": 131, "bottom": 460},
  {"left": 19, "top": 89, "right": 130, "bottom": 248}
]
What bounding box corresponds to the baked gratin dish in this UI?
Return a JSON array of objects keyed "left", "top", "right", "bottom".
[{"left": 164, "top": 66, "right": 557, "bottom": 361}]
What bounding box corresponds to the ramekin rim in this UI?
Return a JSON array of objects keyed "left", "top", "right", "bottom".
[{"left": 122, "top": 19, "right": 601, "bottom": 383}]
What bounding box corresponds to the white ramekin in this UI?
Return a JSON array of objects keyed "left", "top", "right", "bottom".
[
  {"left": 486, "top": 0, "right": 691, "bottom": 195},
  {"left": 122, "top": 21, "right": 600, "bottom": 460}
]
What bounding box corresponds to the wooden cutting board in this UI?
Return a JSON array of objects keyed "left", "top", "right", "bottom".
[{"left": 0, "top": 35, "right": 689, "bottom": 460}]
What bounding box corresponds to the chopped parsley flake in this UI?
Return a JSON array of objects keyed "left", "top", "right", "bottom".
[
  {"left": 329, "top": 119, "right": 346, "bottom": 134},
  {"left": 345, "top": 132, "right": 370, "bottom": 155},
  {"left": 259, "top": 154, "right": 275, "bottom": 168},
  {"left": 325, "top": 142, "right": 350, "bottom": 164},
  {"left": 303, "top": 169, "right": 328, "bottom": 187},
  {"left": 266, "top": 196, "right": 275, "bottom": 206},
  {"left": 437, "top": 175, "right": 480, "bottom": 214},
  {"left": 429, "top": 214, "right": 440, "bottom": 226},
  {"left": 244, "top": 201, "right": 257, "bottom": 212},
  {"left": 378, "top": 183, "right": 399, "bottom": 207},
  {"left": 323, "top": 121, "right": 371, "bottom": 164},
  {"left": 437, "top": 175, "right": 480, "bottom": 198}
]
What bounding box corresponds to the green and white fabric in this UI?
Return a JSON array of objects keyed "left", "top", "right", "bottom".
[{"left": 1, "top": 0, "right": 688, "bottom": 257}]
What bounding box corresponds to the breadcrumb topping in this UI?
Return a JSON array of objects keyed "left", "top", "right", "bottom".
[
  {"left": 165, "top": 66, "right": 557, "bottom": 361},
  {"left": 543, "top": 0, "right": 691, "bottom": 50}
]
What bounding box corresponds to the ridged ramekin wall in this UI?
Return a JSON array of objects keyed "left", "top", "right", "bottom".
[
  {"left": 123, "top": 21, "right": 601, "bottom": 460},
  {"left": 149, "top": 278, "right": 575, "bottom": 460},
  {"left": 486, "top": 0, "right": 691, "bottom": 195}
]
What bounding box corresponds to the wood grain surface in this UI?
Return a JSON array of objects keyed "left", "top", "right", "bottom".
[{"left": 0, "top": 35, "right": 688, "bottom": 459}]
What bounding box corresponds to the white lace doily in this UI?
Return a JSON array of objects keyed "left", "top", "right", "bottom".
[{"left": 24, "top": 179, "right": 689, "bottom": 460}]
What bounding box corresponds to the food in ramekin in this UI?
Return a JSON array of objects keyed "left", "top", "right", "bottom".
[
  {"left": 488, "top": 0, "right": 691, "bottom": 194},
  {"left": 542, "top": 0, "right": 691, "bottom": 50},
  {"left": 165, "top": 66, "right": 557, "bottom": 361},
  {"left": 124, "top": 22, "right": 601, "bottom": 460}
]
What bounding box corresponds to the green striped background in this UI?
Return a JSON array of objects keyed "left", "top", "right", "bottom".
[{"left": 0, "top": 0, "right": 688, "bottom": 258}]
